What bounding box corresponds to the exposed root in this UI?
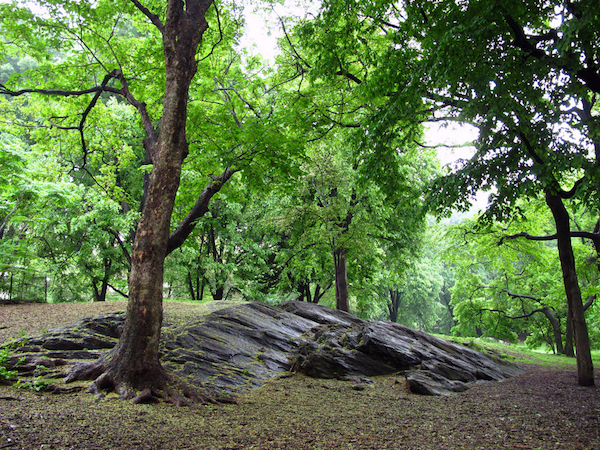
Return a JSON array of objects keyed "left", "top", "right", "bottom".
[
  {"left": 64, "top": 360, "right": 106, "bottom": 383},
  {"left": 64, "top": 359, "right": 232, "bottom": 406}
]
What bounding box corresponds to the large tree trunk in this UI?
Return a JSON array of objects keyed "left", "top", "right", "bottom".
[
  {"left": 334, "top": 248, "right": 349, "bottom": 312},
  {"left": 67, "top": 0, "right": 215, "bottom": 403},
  {"left": 546, "top": 191, "right": 594, "bottom": 386}
]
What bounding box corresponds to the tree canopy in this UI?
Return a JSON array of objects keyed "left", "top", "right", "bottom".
[{"left": 1, "top": 0, "right": 598, "bottom": 396}]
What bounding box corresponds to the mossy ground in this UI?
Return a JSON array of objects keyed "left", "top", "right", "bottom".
[{"left": 1, "top": 301, "right": 599, "bottom": 449}]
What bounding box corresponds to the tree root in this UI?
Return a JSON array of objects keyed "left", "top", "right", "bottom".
[{"left": 65, "top": 359, "right": 233, "bottom": 406}]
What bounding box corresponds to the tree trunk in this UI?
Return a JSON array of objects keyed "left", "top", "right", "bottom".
[
  {"left": 187, "top": 271, "right": 196, "bottom": 301},
  {"left": 541, "top": 307, "right": 564, "bottom": 355},
  {"left": 67, "top": 0, "right": 216, "bottom": 402},
  {"left": 89, "top": 259, "right": 111, "bottom": 302},
  {"left": 546, "top": 191, "right": 594, "bottom": 386},
  {"left": 334, "top": 248, "right": 349, "bottom": 311},
  {"left": 565, "top": 306, "right": 575, "bottom": 357},
  {"left": 388, "top": 289, "right": 400, "bottom": 323},
  {"left": 213, "top": 286, "right": 225, "bottom": 301},
  {"left": 312, "top": 284, "right": 320, "bottom": 303},
  {"left": 199, "top": 277, "right": 206, "bottom": 302}
]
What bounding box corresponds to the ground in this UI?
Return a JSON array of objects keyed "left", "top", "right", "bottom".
[{"left": 1, "top": 301, "right": 599, "bottom": 449}]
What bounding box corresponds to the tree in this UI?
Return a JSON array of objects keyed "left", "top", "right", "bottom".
[
  {"left": 2, "top": 0, "right": 313, "bottom": 400},
  {"left": 0, "top": 0, "right": 236, "bottom": 401},
  {"left": 303, "top": 0, "right": 598, "bottom": 386},
  {"left": 445, "top": 205, "right": 598, "bottom": 353},
  {"left": 272, "top": 8, "right": 439, "bottom": 312},
  {"left": 417, "top": 0, "right": 598, "bottom": 386}
]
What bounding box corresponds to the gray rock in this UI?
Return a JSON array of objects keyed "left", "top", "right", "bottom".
[
  {"left": 3, "top": 301, "right": 524, "bottom": 396},
  {"left": 405, "top": 370, "right": 470, "bottom": 396}
]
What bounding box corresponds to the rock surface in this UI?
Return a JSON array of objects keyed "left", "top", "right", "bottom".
[{"left": 5, "top": 301, "right": 524, "bottom": 396}]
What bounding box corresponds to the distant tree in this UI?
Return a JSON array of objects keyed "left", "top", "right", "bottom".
[
  {"left": 301, "top": 0, "right": 598, "bottom": 386},
  {"left": 447, "top": 205, "right": 598, "bottom": 354}
]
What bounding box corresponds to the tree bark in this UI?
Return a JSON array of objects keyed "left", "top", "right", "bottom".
[
  {"left": 546, "top": 191, "right": 594, "bottom": 386},
  {"left": 334, "top": 248, "right": 349, "bottom": 312}
]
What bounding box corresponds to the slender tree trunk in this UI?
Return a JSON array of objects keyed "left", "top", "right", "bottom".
[
  {"left": 312, "top": 284, "right": 321, "bottom": 303},
  {"left": 334, "top": 248, "right": 349, "bottom": 311},
  {"left": 187, "top": 271, "right": 196, "bottom": 301},
  {"left": 565, "top": 306, "right": 575, "bottom": 357},
  {"left": 546, "top": 191, "right": 594, "bottom": 386},
  {"left": 99, "top": 258, "right": 112, "bottom": 302},
  {"left": 199, "top": 278, "right": 206, "bottom": 302},
  {"left": 89, "top": 259, "right": 111, "bottom": 302},
  {"left": 541, "top": 307, "right": 563, "bottom": 355}
]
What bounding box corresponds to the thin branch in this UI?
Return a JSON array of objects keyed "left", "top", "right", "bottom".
[
  {"left": 105, "top": 228, "right": 132, "bottom": 266},
  {"left": 277, "top": 13, "right": 312, "bottom": 71},
  {"left": 113, "top": 70, "right": 158, "bottom": 159},
  {"left": 107, "top": 282, "right": 129, "bottom": 299},
  {"left": 198, "top": 2, "right": 222, "bottom": 62},
  {"left": 130, "top": 0, "right": 164, "bottom": 32}
]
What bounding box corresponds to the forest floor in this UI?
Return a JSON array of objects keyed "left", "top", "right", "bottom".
[{"left": 1, "top": 300, "right": 599, "bottom": 450}]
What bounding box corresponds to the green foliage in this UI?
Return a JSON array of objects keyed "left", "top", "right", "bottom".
[
  {"left": 0, "top": 348, "right": 17, "bottom": 382},
  {"left": 446, "top": 200, "right": 599, "bottom": 350},
  {"left": 15, "top": 375, "right": 50, "bottom": 392}
]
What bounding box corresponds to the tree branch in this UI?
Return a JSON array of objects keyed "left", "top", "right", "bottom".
[
  {"left": 198, "top": 2, "right": 222, "bottom": 62},
  {"left": 113, "top": 70, "right": 158, "bottom": 160},
  {"left": 504, "top": 13, "right": 600, "bottom": 94},
  {"left": 1, "top": 70, "right": 123, "bottom": 169},
  {"left": 105, "top": 228, "right": 132, "bottom": 267},
  {"left": 107, "top": 282, "right": 129, "bottom": 299},
  {"left": 130, "top": 0, "right": 164, "bottom": 32},
  {"left": 481, "top": 306, "right": 547, "bottom": 320},
  {"left": 498, "top": 231, "right": 557, "bottom": 245},
  {"left": 335, "top": 70, "right": 362, "bottom": 85},
  {"left": 499, "top": 230, "right": 600, "bottom": 245},
  {"left": 167, "top": 167, "right": 237, "bottom": 255}
]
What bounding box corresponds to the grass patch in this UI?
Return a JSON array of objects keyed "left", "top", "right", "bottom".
[{"left": 432, "top": 334, "right": 594, "bottom": 368}]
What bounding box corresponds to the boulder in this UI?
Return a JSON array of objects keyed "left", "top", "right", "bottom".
[{"left": 4, "top": 301, "right": 524, "bottom": 396}]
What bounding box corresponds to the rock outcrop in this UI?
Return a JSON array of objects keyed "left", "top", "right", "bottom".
[{"left": 5, "top": 301, "right": 524, "bottom": 396}]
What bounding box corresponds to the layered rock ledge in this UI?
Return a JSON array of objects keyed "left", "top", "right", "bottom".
[{"left": 4, "top": 301, "right": 524, "bottom": 396}]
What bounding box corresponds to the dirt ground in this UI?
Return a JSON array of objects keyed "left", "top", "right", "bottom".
[{"left": 1, "top": 301, "right": 599, "bottom": 450}]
